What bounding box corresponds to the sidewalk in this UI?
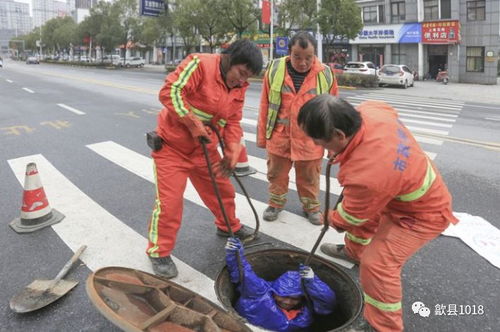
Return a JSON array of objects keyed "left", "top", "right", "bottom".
[
  {"left": 143, "top": 64, "right": 500, "bottom": 106},
  {"left": 369, "top": 79, "right": 500, "bottom": 106}
]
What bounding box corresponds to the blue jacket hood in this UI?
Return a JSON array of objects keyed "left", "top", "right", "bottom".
[{"left": 271, "top": 271, "right": 303, "bottom": 297}]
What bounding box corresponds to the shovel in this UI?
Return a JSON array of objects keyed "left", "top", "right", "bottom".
[{"left": 10, "top": 245, "right": 87, "bottom": 313}]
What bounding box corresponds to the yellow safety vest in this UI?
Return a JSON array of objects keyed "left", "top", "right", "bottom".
[{"left": 265, "top": 57, "right": 334, "bottom": 139}]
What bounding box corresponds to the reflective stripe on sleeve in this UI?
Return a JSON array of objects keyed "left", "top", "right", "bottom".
[
  {"left": 338, "top": 202, "right": 368, "bottom": 226},
  {"left": 396, "top": 159, "right": 436, "bottom": 202},
  {"left": 170, "top": 56, "right": 200, "bottom": 117},
  {"left": 346, "top": 232, "right": 372, "bottom": 245},
  {"left": 364, "top": 292, "right": 402, "bottom": 312}
]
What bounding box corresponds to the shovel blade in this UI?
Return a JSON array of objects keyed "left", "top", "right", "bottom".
[{"left": 10, "top": 279, "right": 79, "bottom": 313}]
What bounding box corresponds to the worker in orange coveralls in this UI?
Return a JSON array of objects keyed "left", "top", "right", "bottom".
[
  {"left": 147, "top": 40, "right": 263, "bottom": 279},
  {"left": 297, "top": 95, "right": 458, "bottom": 332},
  {"left": 257, "top": 31, "right": 338, "bottom": 225}
]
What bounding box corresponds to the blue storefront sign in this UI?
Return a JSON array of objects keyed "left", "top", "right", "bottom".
[
  {"left": 140, "top": 0, "right": 165, "bottom": 17},
  {"left": 275, "top": 37, "right": 289, "bottom": 55},
  {"left": 398, "top": 23, "right": 421, "bottom": 43},
  {"left": 351, "top": 23, "right": 421, "bottom": 44}
]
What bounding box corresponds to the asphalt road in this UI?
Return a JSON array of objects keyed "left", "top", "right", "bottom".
[{"left": 0, "top": 60, "right": 499, "bottom": 332}]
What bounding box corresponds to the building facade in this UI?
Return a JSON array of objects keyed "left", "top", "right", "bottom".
[
  {"left": 0, "top": 0, "right": 32, "bottom": 53},
  {"left": 352, "top": 0, "right": 500, "bottom": 84},
  {"left": 33, "top": 0, "right": 71, "bottom": 28}
]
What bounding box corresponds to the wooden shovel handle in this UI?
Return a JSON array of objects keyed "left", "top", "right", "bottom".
[{"left": 52, "top": 245, "right": 87, "bottom": 285}]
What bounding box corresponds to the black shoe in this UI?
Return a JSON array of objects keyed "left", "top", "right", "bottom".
[
  {"left": 216, "top": 225, "right": 255, "bottom": 240},
  {"left": 263, "top": 206, "right": 283, "bottom": 221},
  {"left": 149, "top": 256, "right": 178, "bottom": 279}
]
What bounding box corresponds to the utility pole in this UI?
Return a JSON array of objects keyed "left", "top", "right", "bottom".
[
  {"left": 316, "top": 0, "right": 323, "bottom": 62},
  {"left": 39, "top": 27, "right": 42, "bottom": 57},
  {"left": 269, "top": 0, "right": 273, "bottom": 64}
]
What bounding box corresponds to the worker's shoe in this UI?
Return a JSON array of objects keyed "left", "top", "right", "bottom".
[
  {"left": 320, "top": 243, "right": 360, "bottom": 265},
  {"left": 263, "top": 206, "right": 283, "bottom": 221},
  {"left": 216, "top": 225, "right": 255, "bottom": 240},
  {"left": 304, "top": 211, "right": 322, "bottom": 225},
  {"left": 149, "top": 256, "right": 178, "bottom": 279}
]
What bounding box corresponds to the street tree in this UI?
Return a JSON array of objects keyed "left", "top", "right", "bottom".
[
  {"left": 274, "top": 0, "right": 317, "bottom": 36},
  {"left": 42, "top": 17, "right": 76, "bottom": 54},
  {"left": 112, "top": 0, "right": 140, "bottom": 62},
  {"left": 172, "top": 0, "right": 201, "bottom": 55},
  {"left": 190, "top": 0, "right": 228, "bottom": 53},
  {"left": 220, "top": 0, "right": 259, "bottom": 39},
  {"left": 317, "top": 0, "right": 362, "bottom": 61},
  {"left": 53, "top": 18, "right": 78, "bottom": 53}
]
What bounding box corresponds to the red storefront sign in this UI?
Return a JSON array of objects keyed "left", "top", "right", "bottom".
[{"left": 422, "top": 20, "right": 460, "bottom": 44}]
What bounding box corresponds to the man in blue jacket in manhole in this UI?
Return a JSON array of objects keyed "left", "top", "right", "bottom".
[{"left": 225, "top": 238, "right": 336, "bottom": 331}]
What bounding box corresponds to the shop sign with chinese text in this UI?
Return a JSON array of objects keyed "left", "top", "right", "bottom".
[{"left": 422, "top": 20, "right": 460, "bottom": 44}]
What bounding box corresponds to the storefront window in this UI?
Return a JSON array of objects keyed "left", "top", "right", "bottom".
[
  {"left": 466, "top": 47, "right": 484, "bottom": 72},
  {"left": 363, "top": 6, "right": 378, "bottom": 23},
  {"left": 378, "top": 5, "right": 385, "bottom": 23},
  {"left": 424, "top": 0, "right": 439, "bottom": 20},
  {"left": 467, "top": 1, "right": 485, "bottom": 21},
  {"left": 391, "top": 1, "right": 405, "bottom": 23},
  {"left": 391, "top": 44, "right": 406, "bottom": 65}
]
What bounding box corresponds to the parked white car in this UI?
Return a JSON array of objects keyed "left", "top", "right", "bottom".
[
  {"left": 344, "top": 61, "right": 378, "bottom": 75},
  {"left": 125, "top": 57, "right": 145, "bottom": 68},
  {"left": 378, "top": 64, "right": 415, "bottom": 88}
]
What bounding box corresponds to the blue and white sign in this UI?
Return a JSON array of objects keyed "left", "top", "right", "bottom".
[
  {"left": 275, "top": 37, "right": 289, "bottom": 55},
  {"left": 398, "top": 23, "right": 421, "bottom": 43},
  {"left": 350, "top": 23, "right": 421, "bottom": 44},
  {"left": 140, "top": 0, "right": 165, "bottom": 17}
]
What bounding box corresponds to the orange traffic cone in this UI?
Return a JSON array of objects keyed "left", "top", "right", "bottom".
[
  {"left": 234, "top": 137, "right": 256, "bottom": 177},
  {"left": 10, "top": 162, "right": 65, "bottom": 233}
]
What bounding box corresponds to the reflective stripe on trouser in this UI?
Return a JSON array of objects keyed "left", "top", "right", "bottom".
[
  {"left": 267, "top": 153, "right": 322, "bottom": 212},
  {"left": 359, "top": 214, "right": 449, "bottom": 332},
  {"left": 147, "top": 145, "right": 242, "bottom": 257}
]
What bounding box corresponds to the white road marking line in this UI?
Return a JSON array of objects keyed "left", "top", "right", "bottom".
[
  {"left": 6, "top": 79, "right": 13, "bottom": 83},
  {"left": 485, "top": 117, "right": 500, "bottom": 121},
  {"left": 22, "top": 87, "right": 34, "bottom": 93},
  {"left": 399, "top": 118, "right": 453, "bottom": 128},
  {"left": 348, "top": 96, "right": 462, "bottom": 111},
  {"left": 363, "top": 94, "right": 465, "bottom": 107},
  {"left": 57, "top": 103, "right": 86, "bottom": 115},
  {"left": 86, "top": 141, "right": 352, "bottom": 268},
  {"left": 405, "top": 125, "right": 449, "bottom": 136},
  {"left": 348, "top": 101, "right": 459, "bottom": 118}
]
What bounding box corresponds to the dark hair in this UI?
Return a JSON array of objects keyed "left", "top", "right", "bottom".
[
  {"left": 221, "top": 39, "right": 263, "bottom": 75},
  {"left": 297, "top": 95, "right": 362, "bottom": 141},
  {"left": 288, "top": 31, "right": 317, "bottom": 53}
]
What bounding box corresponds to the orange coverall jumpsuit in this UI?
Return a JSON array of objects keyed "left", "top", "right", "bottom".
[
  {"left": 328, "top": 101, "right": 458, "bottom": 331},
  {"left": 147, "top": 53, "right": 247, "bottom": 258},
  {"left": 257, "top": 56, "right": 338, "bottom": 213}
]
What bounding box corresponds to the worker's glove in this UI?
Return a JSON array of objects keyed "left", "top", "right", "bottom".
[
  {"left": 178, "top": 112, "right": 211, "bottom": 142},
  {"left": 225, "top": 237, "right": 242, "bottom": 252},
  {"left": 213, "top": 142, "right": 242, "bottom": 178},
  {"left": 299, "top": 264, "right": 314, "bottom": 279}
]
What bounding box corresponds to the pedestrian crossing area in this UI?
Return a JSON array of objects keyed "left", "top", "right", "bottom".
[{"left": 5, "top": 91, "right": 462, "bottom": 329}]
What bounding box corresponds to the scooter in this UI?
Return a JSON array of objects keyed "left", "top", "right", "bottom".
[{"left": 436, "top": 70, "right": 449, "bottom": 85}]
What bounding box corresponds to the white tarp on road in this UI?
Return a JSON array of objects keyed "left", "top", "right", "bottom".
[{"left": 442, "top": 212, "right": 500, "bottom": 269}]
